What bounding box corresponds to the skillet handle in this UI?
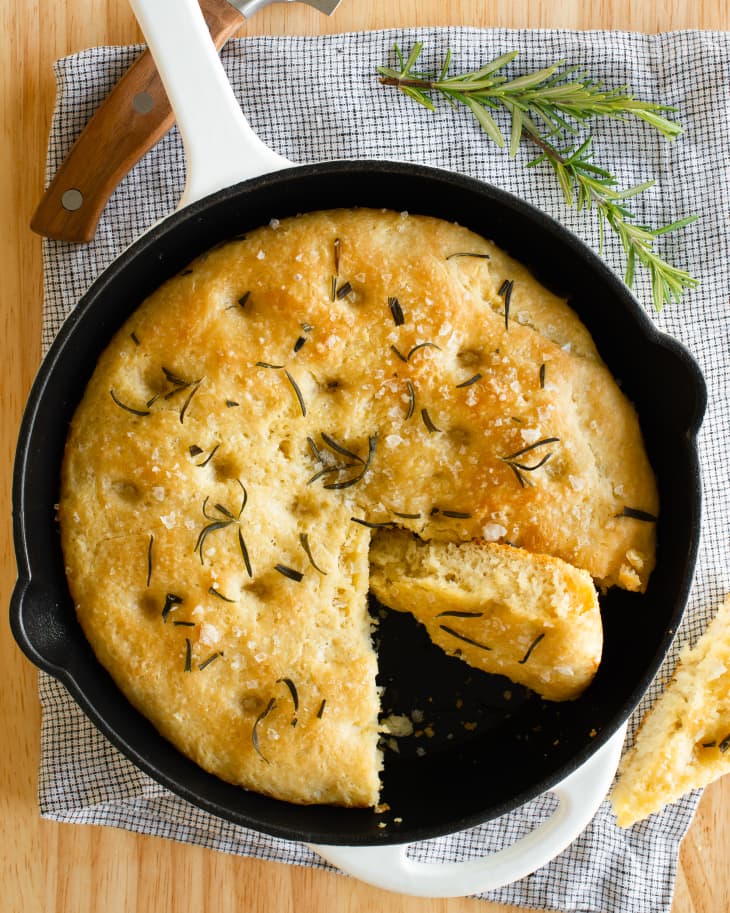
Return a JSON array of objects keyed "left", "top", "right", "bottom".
[
  {"left": 128, "top": 0, "right": 291, "bottom": 207},
  {"left": 309, "top": 725, "right": 626, "bottom": 898}
]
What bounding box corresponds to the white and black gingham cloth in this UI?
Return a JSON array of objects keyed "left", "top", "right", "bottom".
[{"left": 37, "top": 30, "right": 730, "bottom": 912}]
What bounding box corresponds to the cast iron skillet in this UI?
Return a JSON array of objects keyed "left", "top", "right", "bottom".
[
  {"left": 10, "top": 0, "right": 707, "bottom": 850},
  {"left": 11, "top": 159, "right": 706, "bottom": 846}
]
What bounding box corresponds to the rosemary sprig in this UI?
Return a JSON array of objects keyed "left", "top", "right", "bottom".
[{"left": 377, "top": 43, "right": 698, "bottom": 310}]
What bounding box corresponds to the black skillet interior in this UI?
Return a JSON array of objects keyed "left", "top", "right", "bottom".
[{"left": 11, "top": 161, "right": 706, "bottom": 846}]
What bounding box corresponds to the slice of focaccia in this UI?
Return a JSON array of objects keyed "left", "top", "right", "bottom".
[
  {"left": 368, "top": 529, "right": 602, "bottom": 701},
  {"left": 611, "top": 593, "right": 730, "bottom": 828}
]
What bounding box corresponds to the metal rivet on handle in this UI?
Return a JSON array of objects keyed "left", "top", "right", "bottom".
[
  {"left": 133, "top": 92, "right": 155, "bottom": 114},
  {"left": 61, "top": 189, "right": 84, "bottom": 211}
]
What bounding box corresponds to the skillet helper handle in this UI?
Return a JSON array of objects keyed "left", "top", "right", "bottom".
[
  {"left": 30, "top": 0, "right": 243, "bottom": 243},
  {"left": 129, "top": 0, "right": 291, "bottom": 207},
  {"left": 309, "top": 726, "right": 626, "bottom": 898}
]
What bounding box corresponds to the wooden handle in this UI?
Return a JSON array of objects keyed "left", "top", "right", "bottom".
[{"left": 30, "top": 0, "right": 243, "bottom": 243}]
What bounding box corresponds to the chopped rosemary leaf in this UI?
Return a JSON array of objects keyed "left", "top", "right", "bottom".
[
  {"left": 275, "top": 563, "right": 304, "bottom": 582},
  {"left": 307, "top": 436, "right": 322, "bottom": 462},
  {"left": 277, "top": 677, "right": 299, "bottom": 712},
  {"left": 208, "top": 586, "right": 236, "bottom": 602},
  {"left": 214, "top": 502, "right": 235, "bottom": 519},
  {"left": 500, "top": 439, "right": 555, "bottom": 486},
  {"left": 235, "top": 479, "right": 249, "bottom": 518},
  {"left": 539, "top": 363, "right": 546, "bottom": 388},
  {"left": 130, "top": 331, "right": 140, "bottom": 346},
  {"left": 301, "top": 322, "right": 314, "bottom": 333},
  {"left": 456, "top": 373, "right": 482, "bottom": 388},
  {"left": 321, "top": 432, "right": 365, "bottom": 464},
  {"left": 439, "top": 625, "right": 492, "bottom": 651},
  {"left": 701, "top": 740, "right": 717, "bottom": 748},
  {"left": 441, "top": 510, "right": 472, "bottom": 519},
  {"left": 199, "top": 651, "right": 223, "bottom": 671},
  {"left": 336, "top": 281, "right": 353, "bottom": 300},
  {"left": 184, "top": 638, "right": 192, "bottom": 672},
  {"left": 293, "top": 336, "right": 307, "bottom": 353},
  {"left": 146, "top": 393, "right": 161, "bottom": 408},
  {"left": 189, "top": 444, "right": 204, "bottom": 457},
  {"left": 161, "top": 592, "right": 183, "bottom": 623},
  {"left": 334, "top": 237, "right": 341, "bottom": 275},
  {"left": 436, "top": 610, "right": 484, "bottom": 618},
  {"left": 180, "top": 268, "right": 193, "bottom": 276},
  {"left": 511, "top": 453, "right": 553, "bottom": 472},
  {"left": 252, "top": 697, "right": 276, "bottom": 762},
  {"left": 285, "top": 370, "right": 307, "bottom": 417},
  {"left": 518, "top": 633, "right": 545, "bottom": 664},
  {"left": 719, "top": 734, "right": 730, "bottom": 752},
  {"left": 421, "top": 408, "right": 442, "bottom": 433},
  {"left": 392, "top": 510, "right": 422, "bottom": 519},
  {"left": 195, "top": 520, "right": 232, "bottom": 563},
  {"left": 316, "top": 699, "right": 326, "bottom": 719},
  {"left": 238, "top": 290, "right": 251, "bottom": 307},
  {"left": 196, "top": 444, "right": 220, "bottom": 467},
  {"left": 388, "top": 296, "right": 405, "bottom": 326},
  {"left": 407, "top": 342, "right": 442, "bottom": 361},
  {"left": 350, "top": 517, "right": 397, "bottom": 529},
  {"left": 390, "top": 344, "right": 408, "bottom": 363},
  {"left": 307, "top": 465, "right": 347, "bottom": 485},
  {"left": 146, "top": 534, "right": 154, "bottom": 587},
  {"left": 299, "top": 532, "right": 328, "bottom": 574},
  {"left": 323, "top": 433, "right": 378, "bottom": 490},
  {"left": 162, "top": 366, "right": 188, "bottom": 387},
  {"left": 505, "top": 463, "right": 530, "bottom": 488},
  {"left": 179, "top": 381, "right": 201, "bottom": 424},
  {"left": 330, "top": 275, "right": 337, "bottom": 302},
  {"left": 405, "top": 379, "right": 416, "bottom": 420},
  {"left": 173, "top": 620, "right": 195, "bottom": 627},
  {"left": 256, "top": 361, "right": 284, "bottom": 370},
  {"left": 225, "top": 400, "right": 239, "bottom": 408},
  {"left": 238, "top": 529, "right": 253, "bottom": 578},
  {"left": 501, "top": 437, "right": 560, "bottom": 461},
  {"left": 446, "top": 252, "right": 491, "bottom": 260},
  {"left": 617, "top": 506, "right": 658, "bottom": 522},
  {"left": 498, "top": 279, "right": 514, "bottom": 331},
  {"left": 109, "top": 389, "right": 150, "bottom": 417}
]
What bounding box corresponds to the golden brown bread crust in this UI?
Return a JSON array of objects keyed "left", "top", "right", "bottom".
[
  {"left": 60, "top": 208, "right": 657, "bottom": 806},
  {"left": 369, "top": 530, "right": 602, "bottom": 701},
  {"left": 611, "top": 594, "right": 730, "bottom": 827}
]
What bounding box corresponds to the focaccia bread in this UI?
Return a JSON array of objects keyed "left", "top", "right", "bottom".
[
  {"left": 611, "top": 594, "right": 730, "bottom": 828},
  {"left": 369, "top": 529, "right": 602, "bottom": 701},
  {"left": 60, "top": 208, "right": 657, "bottom": 807}
]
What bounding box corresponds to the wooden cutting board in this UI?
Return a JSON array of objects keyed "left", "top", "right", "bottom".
[{"left": 1, "top": 2, "right": 728, "bottom": 912}]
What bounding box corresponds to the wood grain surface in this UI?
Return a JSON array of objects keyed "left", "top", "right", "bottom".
[{"left": 1, "top": 2, "right": 728, "bottom": 912}]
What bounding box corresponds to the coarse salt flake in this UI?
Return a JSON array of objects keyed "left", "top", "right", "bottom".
[{"left": 482, "top": 522, "right": 507, "bottom": 541}]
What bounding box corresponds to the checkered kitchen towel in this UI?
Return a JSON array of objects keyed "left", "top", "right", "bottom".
[{"left": 36, "top": 28, "right": 730, "bottom": 912}]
